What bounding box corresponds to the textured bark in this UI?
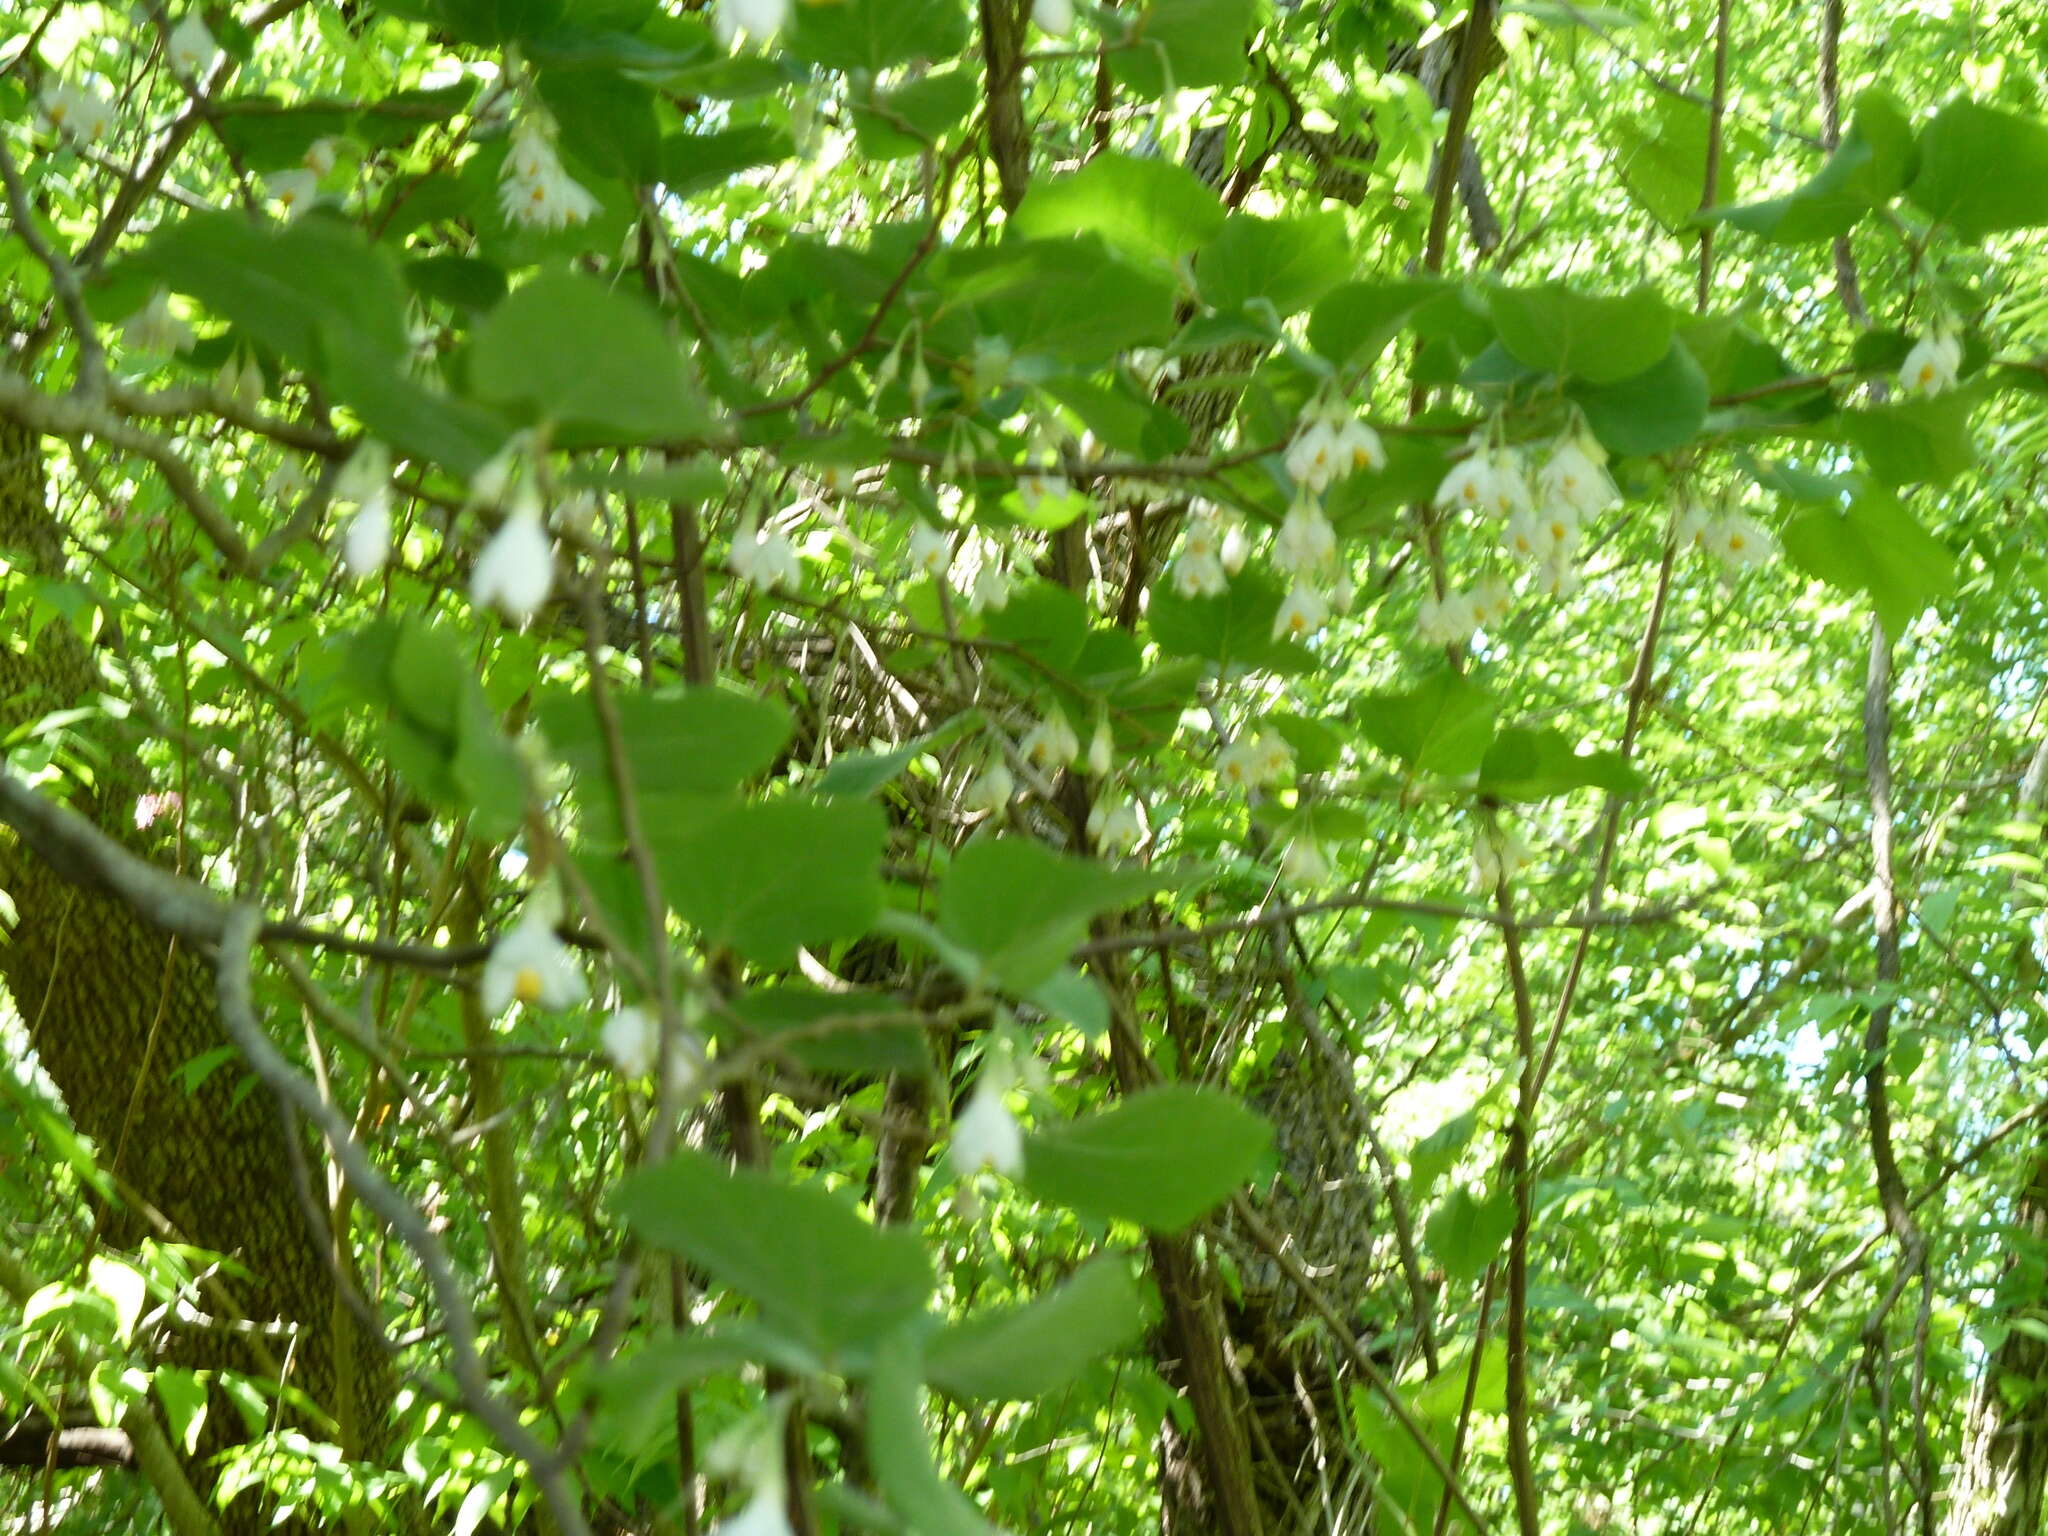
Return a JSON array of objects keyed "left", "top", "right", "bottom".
[
  {"left": 0, "top": 422, "right": 393, "bottom": 1532},
  {"left": 1944, "top": 1128, "right": 2048, "bottom": 1536}
]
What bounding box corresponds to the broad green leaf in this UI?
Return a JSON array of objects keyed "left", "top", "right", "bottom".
[
  {"left": 1839, "top": 389, "right": 1979, "bottom": 487},
  {"left": 86, "top": 1256, "right": 146, "bottom": 1347},
  {"left": 972, "top": 238, "right": 1178, "bottom": 366},
  {"left": 869, "top": 1332, "right": 1006, "bottom": 1536},
  {"left": 1610, "top": 94, "right": 1725, "bottom": 233},
  {"left": 1146, "top": 570, "right": 1317, "bottom": 674},
  {"left": 1013, "top": 154, "right": 1225, "bottom": 270},
  {"left": 469, "top": 272, "right": 710, "bottom": 441},
  {"left": 1710, "top": 90, "right": 1914, "bottom": 242},
  {"left": 1409, "top": 1108, "right": 1479, "bottom": 1194},
  {"left": 654, "top": 798, "right": 886, "bottom": 966},
  {"left": 660, "top": 126, "right": 796, "bottom": 196},
  {"left": 1112, "top": 0, "right": 1257, "bottom": 96},
  {"left": 1025, "top": 968, "right": 1111, "bottom": 1038},
  {"left": 1907, "top": 98, "right": 2048, "bottom": 240},
  {"left": 1424, "top": 1184, "right": 1515, "bottom": 1284},
  {"left": 615, "top": 1149, "right": 931, "bottom": 1358},
  {"left": 1488, "top": 283, "right": 1674, "bottom": 384},
  {"left": 154, "top": 1367, "right": 209, "bottom": 1456},
  {"left": 1308, "top": 279, "right": 1446, "bottom": 371},
  {"left": 538, "top": 686, "right": 792, "bottom": 801},
  {"left": 1567, "top": 340, "right": 1710, "bottom": 456},
  {"left": 1781, "top": 487, "right": 1956, "bottom": 636},
  {"left": 789, "top": 0, "right": 971, "bottom": 72},
  {"left": 937, "top": 838, "right": 1156, "bottom": 993},
  {"left": 537, "top": 67, "right": 660, "bottom": 182},
  {"left": 1478, "top": 726, "right": 1644, "bottom": 801},
  {"left": 1354, "top": 670, "right": 1498, "bottom": 778},
  {"left": 980, "top": 581, "right": 1094, "bottom": 676},
  {"left": 854, "top": 68, "right": 978, "bottom": 158},
  {"left": 725, "top": 986, "right": 930, "bottom": 1075},
  {"left": 926, "top": 1260, "right": 1149, "bottom": 1402},
  {"left": 1023, "top": 1086, "right": 1273, "bottom": 1232},
  {"left": 1198, "top": 213, "right": 1352, "bottom": 318}
]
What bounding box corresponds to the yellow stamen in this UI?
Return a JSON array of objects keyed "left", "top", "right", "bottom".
[{"left": 514, "top": 967, "right": 545, "bottom": 1004}]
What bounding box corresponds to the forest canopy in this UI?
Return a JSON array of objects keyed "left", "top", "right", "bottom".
[{"left": 5, "top": 1, "right": 2048, "bottom": 1534}]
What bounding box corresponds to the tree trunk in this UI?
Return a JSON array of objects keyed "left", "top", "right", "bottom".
[
  {"left": 0, "top": 422, "right": 393, "bottom": 1532},
  {"left": 1944, "top": 1124, "right": 2048, "bottom": 1536}
]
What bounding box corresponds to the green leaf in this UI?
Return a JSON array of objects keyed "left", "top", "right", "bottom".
[
  {"left": 1907, "top": 99, "right": 2048, "bottom": 240},
  {"left": 469, "top": 272, "right": 710, "bottom": 442},
  {"left": 1488, "top": 283, "right": 1674, "bottom": 384},
  {"left": 926, "top": 1260, "right": 1149, "bottom": 1402},
  {"left": 789, "top": 0, "right": 971, "bottom": 72},
  {"left": 86, "top": 1256, "right": 146, "bottom": 1347},
  {"left": 1709, "top": 90, "right": 1914, "bottom": 242},
  {"left": 1308, "top": 279, "right": 1446, "bottom": 371},
  {"left": 659, "top": 126, "right": 796, "bottom": 196},
  {"left": 1566, "top": 339, "right": 1710, "bottom": 456},
  {"left": 654, "top": 798, "right": 886, "bottom": 966},
  {"left": 725, "top": 986, "right": 930, "bottom": 1075},
  {"left": 937, "top": 838, "right": 1155, "bottom": 993},
  {"left": 538, "top": 686, "right": 792, "bottom": 802},
  {"left": 153, "top": 1367, "right": 209, "bottom": 1456},
  {"left": 854, "top": 68, "right": 978, "bottom": 159},
  {"left": 980, "top": 580, "right": 1093, "bottom": 677},
  {"left": 1838, "top": 389, "right": 1979, "bottom": 487},
  {"left": 1012, "top": 154, "right": 1225, "bottom": 271},
  {"left": 1424, "top": 1184, "right": 1515, "bottom": 1284},
  {"left": 1780, "top": 487, "right": 1956, "bottom": 636},
  {"left": 615, "top": 1148, "right": 932, "bottom": 1359},
  {"left": 1408, "top": 1108, "right": 1479, "bottom": 1195},
  {"left": 1024, "top": 968, "right": 1111, "bottom": 1038},
  {"left": 1478, "top": 727, "right": 1643, "bottom": 801},
  {"left": 972, "top": 238, "right": 1178, "bottom": 366},
  {"left": 1610, "top": 94, "right": 1726, "bottom": 233},
  {"left": 1111, "top": 0, "right": 1256, "bottom": 96},
  {"left": 1146, "top": 570, "right": 1317, "bottom": 674},
  {"left": 1354, "top": 670, "right": 1498, "bottom": 778},
  {"left": 1198, "top": 213, "right": 1352, "bottom": 318},
  {"left": 1023, "top": 1086, "right": 1273, "bottom": 1232},
  {"left": 869, "top": 1332, "right": 1006, "bottom": 1536},
  {"left": 537, "top": 67, "right": 660, "bottom": 182}
]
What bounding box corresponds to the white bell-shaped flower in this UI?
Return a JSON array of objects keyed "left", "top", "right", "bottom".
[
  {"left": 1416, "top": 589, "right": 1481, "bottom": 646},
  {"left": 1254, "top": 733, "right": 1296, "bottom": 783},
  {"left": 1434, "top": 452, "right": 1496, "bottom": 514},
  {"left": 1032, "top": 0, "right": 1075, "bottom": 34},
  {"left": 1088, "top": 795, "right": 1147, "bottom": 855},
  {"left": 1020, "top": 712, "right": 1081, "bottom": 773},
  {"left": 1502, "top": 508, "right": 1579, "bottom": 565},
  {"left": 166, "top": 14, "right": 219, "bottom": 75},
  {"left": 730, "top": 516, "right": 802, "bottom": 592},
  {"left": 1469, "top": 575, "right": 1513, "bottom": 626},
  {"left": 303, "top": 137, "right": 341, "bottom": 176},
  {"left": 1702, "top": 511, "right": 1775, "bottom": 568},
  {"left": 970, "top": 562, "right": 1013, "bottom": 612},
  {"left": 1179, "top": 512, "right": 1223, "bottom": 564},
  {"left": 715, "top": 0, "right": 793, "bottom": 47},
  {"left": 908, "top": 522, "right": 951, "bottom": 577},
  {"left": 265, "top": 169, "right": 319, "bottom": 220},
  {"left": 1018, "top": 471, "right": 1071, "bottom": 517},
  {"left": 342, "top": 491, "right": 393, "bottom": 580},
  {"left": 962, "top": 758, "right": 1014, "bottom": 815},
  {"left": 121, "top": 288, "right": 196, "bottom": 356},
  {"left": 1171, "top": 550, "right": 1228, "bottom": 598},
  {"left": 334, "top": 441, "right": 391, "bottom": 505},
  {"left": 1086, "top": 719, "right": 1114, "bottom": 778},
  {"left": 1279, "top": 837, "right": 1332, "bottom": 887},
  {"left": 39, "top": 81, "right": 116, "bottom": 147},
  {"left": 1899, "top": 332, "right": 1962, "bottom": 398},
  {"left": 953, "top": 1071, "right": 1024, "bottom": 1177},
  {"left": 1538, "top": 436, "right": 1616, "bottom": 521},
  {"left": 712, "top": 1489, "right": 796, "bottom": 1536},
  {"left": 601, "top": 1005, "right": 661, "bottom": 1079},
  {"left": 1284, "top": 417, "right": 1342, "bottom": 493},
  {"left": 1271, "top": 581, "right": 1330, "bottom": 642},
  {"left": 498, "top": 118, "right": 600, "bottom": 231},
  {"left": 1272, "top": 499, "right": 1337, "bottom": 576},
  {"left": 217, "top": 353, "right": 263, "bottom": 408},
  {"left": 480, "top": 913, "right": 589, "bottom": 1015},
  {"left": 1219, "top": 519, "right": 1252, "bottom": 575},
  {"left": 1333, "top": 414, "right": 1387, "bottom": 476},
  {"left": 469, "top": 491, "right": 555, "bottom": 620},
  {"left": 1216, "top": 733, "right": 1293, "bottom": 792},
  {"left": 1483, "top": 449, "right": 1535, "bottom": 520},
  {"left": 1473, "top": 824, "right": 1532, "bottom": 891}
]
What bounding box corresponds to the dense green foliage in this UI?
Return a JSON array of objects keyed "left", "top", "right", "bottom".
[{"left": 5, "top": 1, "right": 2048, "bottom": 1534}]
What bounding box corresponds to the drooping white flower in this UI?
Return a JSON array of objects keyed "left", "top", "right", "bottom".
[
  {"left": 265, "top": 169, "right": 320, "bottom": 220},
  {"left": 1330, "top": 566, "right": 1356, "bottom": 613},
  {"left": 1533, "top": 553, "right": 1581, "bottom": 600},
  {"left": 217, "top": 352, "right": 263, "bottom": 408},
  {"left": 1271, "top": 581, "right": 1330, "bottom": 642},
  {"left": 1702, "top": 511, "right": 1775, "bottom": 568},
  {"left": 730, "top": 517, "right": 802, "bottom": 592},
  {"left": 341, "top": 491, "right": 392, "bottom": 579},
  {"left": 38, "top": 81, "right": 116, "bottom": 147},
  {"left": 715, "top": 0, "right": 793, "bottom": 47},
  {"left": 121, "top": 288, "right": 196, "bottom": 355},
  {"left": 1018, "top": 471, "right": 1071, "bottom": 517},
  {"left": 712, "top": 1488, "right": 796, "bottom": 1536},
  {"left": 1031, "top": 0, "right": 1075, "bottom": 35},
  {"left": 953, "top": 1072, "right": 1024, "bottom": 1177},
  {"left": 1171, "top": 551, "right": 1228, "bottom": 598},
  {"left": 1470, "top": 575, "right": 1514, "bottom": 626},
  {"left": 1472, "top": 824, "right": 1532, "bottom": 891},
  {"left": 469, "top": 492, "right": 555, "bottom": 620},
  {"left": 970, "top": 562, "right": 1013, "bottom": 612},
  {"left": 480, "top": 912, "right": 588, "bottom": 1015},
  {"left": 1899, "top": 331, "right": 1962, "bottom": 398},
  {"left": 1179, "top": 511, "right": 1223, "bottom": 564},
  {"left": 261, "top": 458, "right": 310, "bottom": 501},
  {"left": 1021, "top": 712, "right": 1081, "bottom": 773},
  {"left": 1253, "top": 733, "right": 1296, "bottom": 783},
  {"left": 962, "top": 758, "right": 1015, "bottom": 816},
  {"left": 166, "top": 14, "right": 219, "bottom": 76},
  {"left": 600, "top": 1006, "right": 660, "bottom": 1079},
  {"left": 1434, "top": 452, "right": 1496, "bottom": 514},
  {"left": 498, "top": 116, "right": 600, "bottom": 232},
  {"left": 1501, "top": 508, "right": 1579, "bottom": 565},
  {"left": 303, "top": 137, "right": 341, "bottom": 176},
  {"left": 1088, "top": 795, "right": 1146, "bottom": 855},
  {"left": 1333, "top": 414, "right": 1387, "bottom": 476},
  {"left": 1482, "top": 448, "right": 1535, "bottom": 520},
  {"left": 1272, "top": 499, "right": 1337, "bottom": 576},
  {"left": 1538, "top": 435, "right": 1617, "bottom": 521},
  {"left": 1416, "top": 589, "right": 1481, "bottom": 646},
  {"left": 1279, "top": 837, "right": 1332, "bottom": 887},
  {"left": 908, "top": 521, "right": 951, "bottom": 577},
  {"left": 1219, "top": 518, "right": 1251, "bottom": 575},
  {"left": 1086, "top": 718, "right": 1114, "bottom": 778},
  {"left": 1284, "top": 417, "right": 1342, "bottom": 493},
  {"left": 334, "top": 441, "right": 391, "bottom": 506},
  {"left": 1217, "top": 733, "right": 1293, "bottom": 792}
]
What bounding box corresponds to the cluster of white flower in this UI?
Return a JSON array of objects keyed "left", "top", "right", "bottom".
[
  {"left": 468, "top": 440, "right": 559, "bottom": 619},
  {"left": 1430, "top": 424, "right": 1622, "bottom": 619},
  {"left": 1216, "top": 732, "right": 1294, "bottom": 793},
  {"left": 715, "top": 0, "right": 793, "bottom": 47},
  {"left": 1472, "top": 823, "right": 1532, "bottom": 891},
  {"left": 1267, "top": 400, "right": 1382, "bottom": 639},
  {"left": 1899, "top": 331, "right": 1962, "bottom": 398},
  {"left": 908, "top": 521, "right": 951, "bottom": 578},
  {"left": 121, "top": 288, "right": 195, "bottom": 356},
  {"left": 165, "top": 14, "right": 219, "bottom": 76},
  {"left": 499, "top": 115, "right": 599, "bottom": 232},
  {"left": 1674, "top": 499, "right": 1776, "bottom": 569},
  {"left": 1088, "top": 794, "right": 1147, "bottom": 856},
  {"left": 1170, "top": 502, "right": 1248, "bottom": 597},
  {"left": 334, "top": 442, "right": 394, "bottom": 580},
  {"left": 1285, "top": 399, "right": 1386, "bottom": 494},
  {"left": 1020, "top": 711, "right": 1081, "bottom": 774},
  {"left": 730, "top": 513, "right": 802, "bottom": 592},
  {"left": 36, "top": 80, "right": 116, "bottom": 147},
  {"left": 962, "top": 757, "right": 1014, "bottom": 816},
  {"left": 599, "top": 1003, "right": 706, "bottom": 1095}
]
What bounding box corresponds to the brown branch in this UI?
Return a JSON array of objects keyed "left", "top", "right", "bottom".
[{"left": 1493, "top": 881, "right": 1541, "bottom": 1536}]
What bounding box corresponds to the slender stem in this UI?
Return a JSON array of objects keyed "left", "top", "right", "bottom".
[
  {"left": 1695, "top": 0, "right": 1733, "bottom": 311},
  {"left": 1494, "top": 877, "right": 1542, "bottom": 1536}
]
